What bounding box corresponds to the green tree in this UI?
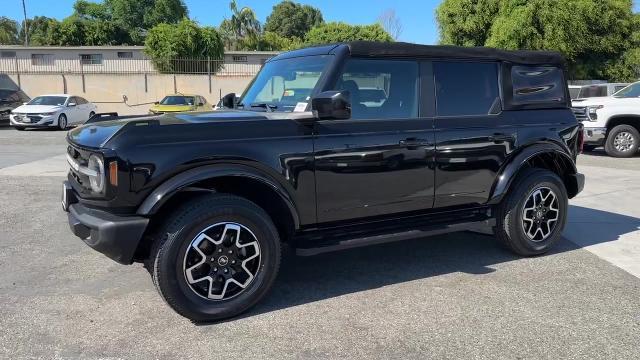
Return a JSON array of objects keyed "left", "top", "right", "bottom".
[
  {"left": 264, "top": 1, "right": 323, "bottom": 39},
  {"left": 0, "top": 17, "right": 19, "bottom": 45},
  {"left": 436, "top": 0, "right": 640, "bottom": 81},
  {"left": 144, "top": 18, "right": 224, "bottom": 73},
  {"left": 18, "top": 16, "right": 61, "bottom": 45},
  {"left": 304, "top": 22, "right": 393, "bottom": 45},
  {"left": 72, "top": 0, "right": 187, "bottom": 44}
]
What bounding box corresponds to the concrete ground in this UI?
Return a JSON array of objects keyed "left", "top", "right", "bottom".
[{"left": 0, "top": 127, "right": 639, "bottom": 359}]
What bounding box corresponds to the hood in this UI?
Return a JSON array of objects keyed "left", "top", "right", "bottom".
[
  {"left": 12, "top": 104, "right": 63, "bottom": 114},
  {"left": 67, "top": 110, "right": 271, "bottom": 149},
  {"left": 570, "top": 96, "right": 631, "bottom": 107},
  {"left": 150, "top": 104, "right": 196, "bottom": 112}
]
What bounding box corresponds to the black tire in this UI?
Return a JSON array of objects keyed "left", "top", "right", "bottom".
[
  {"left": 582, "top": 144, "right": 597, "bottom": 152},
  {"left": 145, "top": 193, "right": 281, "bottom": 322},
  {"left": 57, "top": 113, "right": 67, "bottom": 130},
  {"left": 604, "top": 124, "right": 639, "bottom": 158},
  {"left": 495, "top": 168, "right": 568, "bottom": 256},
  {"left": 14, "top": 127, "right": 25, "bottom": 131}
]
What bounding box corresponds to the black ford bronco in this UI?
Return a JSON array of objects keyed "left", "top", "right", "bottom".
[{"left": 63, "top": 42, "right": 584, "bottom": 321}]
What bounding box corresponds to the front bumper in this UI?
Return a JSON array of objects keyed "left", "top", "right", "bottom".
[
  {"left": 9, "top": 113, "right": 56, "bottom": 127},
  {"left": 63, "top": 181, "right": 149, "bottom": 264},
  {"left": 583, "top": 127, "right": 606, "bottom": 145}
]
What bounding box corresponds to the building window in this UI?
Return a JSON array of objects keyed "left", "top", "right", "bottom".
[
  {"left": 1, "top": 51, "right": 16, "bottom": 58},
  {"left": 80, "top": 54, "right": 103, "bottom": 65},
  {"left": 117, "top": 51, "right": 133, "bottom": 58},
  {"left": 31, "top": 54, "right": 54, "bottom": 66},
  {"left": 232, "top": 55, "right": 247, "bottom": 62}
]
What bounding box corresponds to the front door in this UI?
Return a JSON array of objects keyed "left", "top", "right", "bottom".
[
  {"left": 314, "top": 59, "right": 435, "bottom": 223},
  {"left": 432, "top": 61, "right": 515, "bottom": 208}
]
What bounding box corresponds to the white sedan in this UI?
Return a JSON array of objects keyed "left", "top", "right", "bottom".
[{"left": 9, "top": 94, "right": 97, "bottom": 130}]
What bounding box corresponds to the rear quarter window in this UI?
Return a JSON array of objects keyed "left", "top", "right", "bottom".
[
  {"left": 510, "top": 65, "right": 566, "bottom": 106},
  {"left": 434, "top": 61, "right": 500, "bottom": 117}
]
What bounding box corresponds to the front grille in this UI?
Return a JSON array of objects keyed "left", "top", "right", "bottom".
[{"left": 572, "top": 107, "right": 588, "bottom": 122}]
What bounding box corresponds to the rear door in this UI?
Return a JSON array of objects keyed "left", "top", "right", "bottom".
[
  {"left": 432, "top": 61, "right": 516, "bottom": 208},
  {"left": 314, "top": 58, "right": 436, "bottom": 223}
]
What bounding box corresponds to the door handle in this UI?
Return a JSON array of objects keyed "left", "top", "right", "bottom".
[{"left": 488, "top": 133, "right": 514, "bottom": 143}]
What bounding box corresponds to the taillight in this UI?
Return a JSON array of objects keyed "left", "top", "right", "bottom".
[{"left": 577, "top": 128, "right": 585, "bottom": 153}]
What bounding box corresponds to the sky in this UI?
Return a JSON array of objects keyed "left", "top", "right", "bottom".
[{"left": 4, "top": 0, "right": 443, "bottom": 44}]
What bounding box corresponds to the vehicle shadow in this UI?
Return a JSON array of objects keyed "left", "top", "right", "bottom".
[
  {"left": 216, "top": 205, "right": 638, "bottom": 322},
  {"left": 583, "top": 148, "right": 640, "bottom": 158}
]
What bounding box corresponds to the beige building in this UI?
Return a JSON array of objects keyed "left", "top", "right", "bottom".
[{"left": 0, "top": 46, "right": 278, "bottom": 115}]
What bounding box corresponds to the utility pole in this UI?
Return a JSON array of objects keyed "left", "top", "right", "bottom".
[{"left": 22, "top": 0, "right": 29, "bottom": 46}]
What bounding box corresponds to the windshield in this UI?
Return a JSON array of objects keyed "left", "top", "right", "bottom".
[
  {"left": 578, "top": 85, "right": 607, "bottom": 99},
  {"left": 160, "top": 96, "right": 194, "bottom": 105},
  {"left": 613, "top": 83, "right": 640, "bottom": 98},
  {"left": 27, "top": 96, "right": 67, "bottom": 106},
  {"left": 239, "top": 55, "right": 331, "bottom": 112}
]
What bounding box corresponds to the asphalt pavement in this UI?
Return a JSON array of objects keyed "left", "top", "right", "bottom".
[{"left": 0, "top": 126, "right": 639, "bottom": 359}]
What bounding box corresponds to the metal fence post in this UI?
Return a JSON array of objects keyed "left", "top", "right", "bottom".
[
  {"left": 14, "top": 56, "right": 21, "bottom": 89},
  {"left": 207, "top": 56, "right": 212, "bottom": 94}
]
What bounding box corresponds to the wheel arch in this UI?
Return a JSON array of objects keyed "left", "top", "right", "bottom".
[
  {"left": 137, "top": 164, "right": 300, "bottom": 237},
  {"left": 606, "top": 115, "right": 640, "bottom": 134},
  {"left": 488, "top": 143, "right": 579, "bottom": 204}
]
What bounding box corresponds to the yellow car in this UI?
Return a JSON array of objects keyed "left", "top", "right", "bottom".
[{"left": 149, "top": 94, "right": 210, "bottom": 114}]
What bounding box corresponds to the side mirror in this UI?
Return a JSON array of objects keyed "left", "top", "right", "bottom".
[
  {"left": 197, "top": 102, "right": 204, "bottom": 106},
  {"left": 154, "top": 101, "right": 159, "bottom": 105},
  {"left": 67, "top": 102, "right": 76, "bottom": 107},
  {"left": 23, "top": 102, "right": 28, "bottom": 105},
  {"left": 311, "top": 90, "right": 351, "bottom": 120},
  {"left": 222, "top": 93, "right": 237, "bottom": 109}
]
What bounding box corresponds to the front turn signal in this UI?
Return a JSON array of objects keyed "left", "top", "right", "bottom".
[{"left": 109, "top": 161, "right": 118, "bottom": 186}]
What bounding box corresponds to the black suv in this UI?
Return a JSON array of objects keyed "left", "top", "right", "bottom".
[{"left": 63, "top": 42, "right": 584, "bottom": 321}]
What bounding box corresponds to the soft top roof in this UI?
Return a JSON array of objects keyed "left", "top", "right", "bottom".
[
  {"left": 270, "top": 41, "right": 566, "bottom": 67},
  {"left": 346, "top": 41, "right": 566, "bottom": 66}
]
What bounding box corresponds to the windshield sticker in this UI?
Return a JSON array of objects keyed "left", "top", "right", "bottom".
[
  {"left": 283, "top": 89, "right": 295, "bottom": 97},
  {"left": 293, "top": 102, "right": 308, "bottom": 112}
]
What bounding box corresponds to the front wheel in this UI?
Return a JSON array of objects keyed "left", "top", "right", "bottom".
[
  {"left": 605, "top": 124, "right": 639, "bottom": 158},
  {"left": 146, "top": 194, "right": 281, "bottom": 322},
  {"left": 57, "top": 113, "right": 67, "bottom": 130},
  {"left": 495, "top": 168, "right": 568, "bottom": 256}
]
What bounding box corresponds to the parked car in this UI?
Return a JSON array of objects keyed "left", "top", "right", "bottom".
[
  {"left": 572, "top": 81, "right": 640, "bottom": 157},
  {"left": 0, "top": 88, "right": 30, "bottom": 124},
  {"left": 148, "top": 94, "right": 209, "bottom": 114},
  {"left": 571, "top": 83, "right": 628, "bottom": 100},
  {"left": 10, "top": 94, "right": 96, "bottom": 130},
  {"left": 62, "top": 41, "right": 584, "bottom": 321}
]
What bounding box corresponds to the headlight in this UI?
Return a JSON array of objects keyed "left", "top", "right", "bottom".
[
  {"left": 87, "top": 154, "right": 105, "bottom": 193},
  {"left": 39, "top": 112, "right": 56, "bottom": 116},
  {"left": 587, "top": 105, "right": 603, "bottom": 121}
]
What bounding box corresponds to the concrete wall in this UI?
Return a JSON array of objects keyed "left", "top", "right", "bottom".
[{"left": 5, "top": 73, "right": 254, "bottom": 115}]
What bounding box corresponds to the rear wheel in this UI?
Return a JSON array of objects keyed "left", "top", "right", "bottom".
[
  {"left": 605, "top": 124, "right": 639, "bottom": 158},
  {"left": 495, "top": 168, "right": 568, "bottom": 256},
  {"left": 146, "top": 194, "right": 281, "bottom": 322},
  {"left": 14, "top": 127, "right": 25, "bottom": 131}
]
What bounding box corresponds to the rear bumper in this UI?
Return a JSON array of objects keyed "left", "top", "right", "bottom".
[
  {"left": 569, "top": 172, "right": 585, "bottom": 198},
  {"left": 63, "top": 181, "right": 149, "bottom": 264}
]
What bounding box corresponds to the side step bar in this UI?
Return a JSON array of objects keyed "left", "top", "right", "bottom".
[{"left": 295, "top": 217, "right": 496, "bottom": 256}]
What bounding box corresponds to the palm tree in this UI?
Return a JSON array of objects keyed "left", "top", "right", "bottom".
[{"left": 222, "top": 0, "right": 260, "bottom": 50}]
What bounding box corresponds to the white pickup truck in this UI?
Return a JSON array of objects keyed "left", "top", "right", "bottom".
[{"left": 572, "top": 81, "right": 640, "bottom": 157}]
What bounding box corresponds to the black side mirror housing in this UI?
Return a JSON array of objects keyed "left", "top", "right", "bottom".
[
  {"left": 154, "top": 101, "right": 159, "bottom": 105},
  {"left": 222, "top": 93, "right": 237, "bottom": 109},
  {"left": 311, "top": 90, "right": 351, "bottom": 120},
  {"left": 197, "top": 102, "right": 204, "bottom": 106}
]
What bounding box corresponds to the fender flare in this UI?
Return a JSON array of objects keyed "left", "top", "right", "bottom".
[
  {"left": 488, "top": 142, "right": 577, "bottom": 204},
  {"left": 136, "top": 163, "right": 300, "bottom": 229}
]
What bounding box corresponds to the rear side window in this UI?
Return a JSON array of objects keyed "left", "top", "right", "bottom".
[
  {"left": 434, "top": 62, "right": 500, "bottom": 116},
  {"left": 511, "top": 66, "right": 566, "bottom": 105}
]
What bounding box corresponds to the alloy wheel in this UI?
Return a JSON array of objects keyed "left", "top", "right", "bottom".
[
  {"left": 613, "top": 131, "right": 635, "bottom": 152},
  {"left": 183, "top": 222, "right": 261, "bottom": 300},
  {"left": 521, "top": 186, "right": 560, "bottom": 242}
]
